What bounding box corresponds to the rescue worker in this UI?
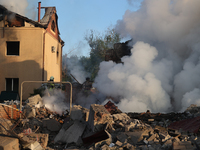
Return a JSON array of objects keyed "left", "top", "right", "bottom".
[
  {"left": 82, "top": 77, "right": 93, "bottom": 96},
  {"left": 82, "top": 77, "right": 92, "bottom": 90},
  {"left": 47, "top": 76, "right": 55, "bottom": 89}
]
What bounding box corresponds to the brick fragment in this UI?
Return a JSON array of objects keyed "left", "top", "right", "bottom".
[
  {"left": 115, "top": 140, "right": 123, "bottom": 146},
  {"left": 88, "top": 104, "right": 113, "bottom": 132},
  {"left": 147, "top": 133, "right": 157, "bottom": 141}
]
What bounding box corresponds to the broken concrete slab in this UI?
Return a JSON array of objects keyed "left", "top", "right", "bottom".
[
  {"left": 126, "top": 128, "right": 154, "bottom": 145},
  {"left": 125, "top": 119, "right": 141, "bottom": 132},
  {"left": 27, "top": 94, "right": 42, "bottom": 107},
  {"left": 26, "top": 133, "right": 49, "bottom": 148},
  {"left": 112, "top": 113, "right": 130, "bottom": 124},
  {"left": 42, "top": 118, "right": 61, "bottom": 132},
  {"left": 116, "top": 132, "right": 128, "bottom": 143},
  {"left": 24, "top": 105, "right": 36, "bottom": 118},
  {"left": 0, "top": 135, "right": 19, "bottom": 150},
  {"left": 0, "top": 118, "right": 13, "bottom": 135},
  {"left": 88, "top": 104, "right": 113, "bottom": 132},
  {"left": 23, "top": 141, "right": 43, "bottom": 150},
  {"left": 70, "top": 105, "right": 89, "bottom": 122},
  {"left": 54, "top": 120, "right": 86, "bottom": 144},
  {"left": 162, "top": 139, "right": 172, "bottom": 149}
]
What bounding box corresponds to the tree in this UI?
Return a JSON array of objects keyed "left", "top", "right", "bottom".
[
  {"left": 62, "top": 27, "right": 121, "bottom": 82},
  {"left": 84, "top": 27, "right": 121, "bottom": 80}
]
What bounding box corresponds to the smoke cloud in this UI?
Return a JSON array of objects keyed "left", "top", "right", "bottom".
[
  {"left": 94, "top": 42, "right": 172, "bottom": 113},
  {"left": 0, "top": 0, "right": 28, "bottom": 15},
  {"left": 94, "top": 0, "right": 200, "bottom": 112},
  {"left": 63, "top": 55, "right": 90, "bottom": 83},
  {"left": 42, "top": 89, "right": 68, "bottom": 115}
]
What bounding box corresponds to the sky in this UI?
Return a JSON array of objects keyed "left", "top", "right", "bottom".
[{"left": 25, "top": 0, "right": 142, "bottom": 57}]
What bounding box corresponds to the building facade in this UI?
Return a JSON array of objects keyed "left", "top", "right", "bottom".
[{"left": 0, "top": 5, "right": 64, "bottom": 100}]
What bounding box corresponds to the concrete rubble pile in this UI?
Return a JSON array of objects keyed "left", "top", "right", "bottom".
[{"left": 1, "top": 94, "right": 200, "bottom": 149}]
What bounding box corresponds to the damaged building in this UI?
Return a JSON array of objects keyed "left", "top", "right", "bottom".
[{"left": 0, "top": 3, "right": 64, "bottom": 100}]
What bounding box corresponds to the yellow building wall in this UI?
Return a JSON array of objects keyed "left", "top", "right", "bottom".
[
  {"left": 44, "top": 31, "right": 62, "bottom": 82},
  {"left": 0, "top": 26, "right": 62, "bottom": 100}
]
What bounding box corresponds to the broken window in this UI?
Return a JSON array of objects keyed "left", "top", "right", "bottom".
[
  {"left": 5, "top": 78, "right": 19, "bottom": 92},
  {"left": 6, "top": 41, "right": 20, "bottom": 55},
  {"left": 51, "top": 20, "right": 55, "bottom": 32}
]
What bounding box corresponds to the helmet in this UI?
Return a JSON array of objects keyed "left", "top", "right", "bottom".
[{"left": 50, "top": 76, "right": 54, "bottom": 81}]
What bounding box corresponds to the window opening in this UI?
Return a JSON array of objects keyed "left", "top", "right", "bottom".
[
  {"left": 51, "top": 20, "right": 55, "bottom": 32},
  {"left": 6, "top": 78, "right": 19, "bottom": 92},
  {"left": 7, "top": 41, "right": 20, "bottom": 55}
]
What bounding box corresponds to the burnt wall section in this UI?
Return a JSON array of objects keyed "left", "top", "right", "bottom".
[{"left": 105, "top": 40, "right": 132, "bottom": 63}]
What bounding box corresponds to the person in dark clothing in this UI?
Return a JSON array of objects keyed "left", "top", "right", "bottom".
[{"left": 82, "top": 77, "right": 92, "bottom": 91}]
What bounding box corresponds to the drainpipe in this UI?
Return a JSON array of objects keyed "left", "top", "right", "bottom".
[
  {"left": 38, "top": 2, "right": 41, "bottom": 22},
  {"left": 61, "top": 41, "right": 64, "bottom": 81},
  {"left": 42, "top": 30, "right": 47, "bottom": 81},
  {"left": 60, "top": 44, "right": 63, "bottom": 82}
]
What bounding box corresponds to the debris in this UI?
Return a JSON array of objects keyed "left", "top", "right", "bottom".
[
  {"left": 104, "top": 101, "right": 122, "bottom": 114},
  {"left": 82, "top": 130, "right": 110, "bottom": 147},
  {"left": 70, "top": 105, "right": 89, "bottom": 121},
  {"left": 94, "top": 130, "right": 112, "bottom": 148},
  {"left": 42, "top": 118, "right": 61, "bottom": 132},
  {"left": 23, "top": 128, "right": 32, "bottom": 135},
  {"left": 168, "top": 116, "right": 200, "bottom": 133},
  {"left": 0, "top": 118, "right": 13, "bottom": 135},
  {"left": 0, "top": 135, "right": 19, "bottom": 150},
  {"left": 1, "top": 91, "right": 200, "bottom": 150},
  {"left": 54, "top": 120, "right": 86, "bottom": 144},
  {"left": 24, "top": 105, "right": 36, "bottom": 119},
  {"left": 23, "top": 141, "right": 43, "bottom": 150},
  {"left": 88, "top": 104, "right": 113, "bottom": 132},
  {"left": 26, "top": 133, "right": 49, "bottom": 148},
  {"left": 26, "top": 94, "right": 43, "bottom": 107}
]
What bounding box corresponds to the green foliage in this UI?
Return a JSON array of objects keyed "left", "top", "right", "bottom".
[
  {"left": 62, "top": 27, "right": 121, "bottom": 81},
  {"left": 83, "top": 27, "right": 121, "bottom": 80}
]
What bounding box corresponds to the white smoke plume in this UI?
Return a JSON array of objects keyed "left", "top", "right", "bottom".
[
  {"left": 63, "top": 55, "right": 90, "bottom": 84},
  {"left": 94, "top": 0, "right": 200, "bottom": 112},
  {"left": 42, "top": 89, "right": 68, "bottom": 115},
  {"left": 94, "top": 42, "right": 172, "bottom": 113},
  {"left": 0, "top": 0, "right": 28, "bottom": 15}
]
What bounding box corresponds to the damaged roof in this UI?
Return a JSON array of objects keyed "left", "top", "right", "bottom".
[
  {"left": 0, "top": 5, "right": 43, "bottom": 28},
  {"left": 40, "top": 7, "right": 60, "bottom": 35},
  {"left": 168, "top": 116, "right": 200, "bottom": 133},
  {"left": 0, "top": 5, "right": 60, "bottom": 34},
  {"left": 40, "top": 7, "right": 55, "bottom": 25}
]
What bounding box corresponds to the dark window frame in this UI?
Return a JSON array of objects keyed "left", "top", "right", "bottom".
[
  {"left": 6, "top": 41, "right": 20, "bottom": 56},
  {"left": 5, "top": 78, "right": 19, "bottom": 92},
  {"left": 51, "top": 20, "right": 55, "bottom": 32}
]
